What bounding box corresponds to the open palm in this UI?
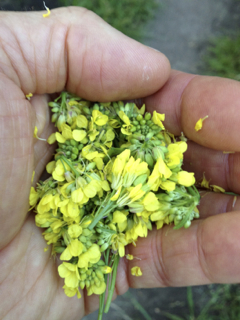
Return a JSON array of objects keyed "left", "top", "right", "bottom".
[{"left": 1, "top": 7, "right": 240, "bottom": 320}]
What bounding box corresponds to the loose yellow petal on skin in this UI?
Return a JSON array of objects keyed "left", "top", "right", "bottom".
[
  {"left": 211, "top": 185, "right": 225, "bottom": 193},
  {"left": 126, "top": 254, "right": 134, "bottom": 260},
  {"left": 195, "top": 115, "right": 208, "bottom": 132},
  {"left": 223, "top": 151, "right": 235, "bottom": 154},
  {"left": 44, "top": 247, "right": 49, "bottom": 252},
  {"left": 34, "top": 126, "right": 38, "bottom": 138},
  {"left": 131, "top": 266, "right": 142, "bottom": 276},
  {"left": 43, "top": 2, "right": 51, "bottom": 17},
  {"left": 31, "top": 171, "right": 35, "bottom": 183},
  {"left": 201, "top": 173, "right": 210, "bottom": 189},
  {"left": 26, "top": 93, "right": 33, "bottom": 100}
]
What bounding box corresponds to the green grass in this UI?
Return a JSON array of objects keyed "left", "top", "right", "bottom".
[
  {"left": 162, "top": 285, "right": 240, "bottom": 320},
  {"left": 202, "top": 33, "right": 240, "bottom": 80},
  {"left": 59, "top": 0, "right": 159, "bottom": 41}
]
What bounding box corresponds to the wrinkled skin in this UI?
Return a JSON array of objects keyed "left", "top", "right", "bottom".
[{"left": 1, "top": 7, "right": 240, "bottom": 320}]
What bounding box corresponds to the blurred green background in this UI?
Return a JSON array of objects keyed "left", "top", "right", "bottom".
[{"left": 1, "top": 1, "right": 240, "bottom": 319}]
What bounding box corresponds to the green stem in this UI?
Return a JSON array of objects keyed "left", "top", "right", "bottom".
[
  {"left": 104, "top": 255, "right": 120, "bottom": 313},
  {"left": 98, "top": 249, "right": 110, "bottom": 320},
  {"left": 88, "top": 202, "right": 117, "bottom": 230},
  {"left": 60, "top": 156, "right": 79, "bottom": 178},
  {"left": 60, "top": 92, "right": 66, "bottom": 111}
]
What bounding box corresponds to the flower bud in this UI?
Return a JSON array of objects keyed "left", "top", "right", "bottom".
[
  {"left": 57, "top": 114, "right": 66, "bottom": 130},
  {"left": 100, "top": 243, "right": 109, "bottom": 252},
  {"left": 152, "top": 146, "right": 165, "bottom": 160},
  {"left": 145, "top": 153, "right": 154, "bottom": 167},
  {"left": 133, "top": 174, "right": 148, "bottom": 186}
]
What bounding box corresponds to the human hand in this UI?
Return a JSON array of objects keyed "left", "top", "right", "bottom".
[
  {"left": 124, "top": 71, "right": 240, "bottom": 291},
  {"left": 0, "top": 7, "right": 170, "bottom": 319}
]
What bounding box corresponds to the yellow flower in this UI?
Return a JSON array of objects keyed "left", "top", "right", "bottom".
[
  {"left": 111, "top": 233, "right": 128, "bottom": 257},
  {"left": 131, "top": 266, "right": 142, "bottom": 277},
  {"left": 111, "top": 149, "right": 131, "bottom": 189},
  {"left": 58, "top": 262, "right": 80, "bottom": 288},
  {"left": 166, "top": 141, "right": 187, "bottom": 168},
  {"left": 63, "top": 285, "right": 81, "bottom": 299},
  {"left": 126, "top": 254, "right": 134, "bottom": 260},
  {"left": 68, "top": 224, "right": 82, "bottom": 238},
  {"left": 78, "top": 244, "right": 101, "bottom": 269},
  {"left": 177, "top": 171, "right": 195, "bottom": 187},
  {"left": 195, "top": 115, "right": 208, "bottom": 132},
  {"left": 122, "top": 157, "right": 148, "bottom": 188},
  {"left": 152, "top": 111, "right": 165, "bottom": 129},
  {"left": 112, "top": 210, "right": 127, "bottom": 224},
  {"left": 118, "top": 111, "right": 133, "bottom": 135},
  {"left": 60, "top": 239, "right": 84, "bottom": 261},
  {"left": 92, "top": 110, "right": 108, "bottom": 126},
  {"left": 29, "top": 187, "right": 39, "bottom": 206},
  {"left": 52, "top": 159, "right": 70, "bottom": 181},
  {"left": 142, "top": 192, "right": 160, "bottom": 211},
  {"left": 160, "top": 180, "right": 176, "bottom": 191}
]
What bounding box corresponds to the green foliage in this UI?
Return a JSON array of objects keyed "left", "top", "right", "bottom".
[
  {"left": 198, "top": 284, "right": 240, "bottom": 320},
  {"left": 59, "top": 0, "right": 158, "bottom": 41},
  {"left": 163, "top": 285, "right": 240, "bottom": 320},
  {"left": 202, "top": 33, "right": 240, "bottom": 80}
]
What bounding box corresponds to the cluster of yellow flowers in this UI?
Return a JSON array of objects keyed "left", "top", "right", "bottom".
[{"left": 29, "top": 92, "right": 200, "bottom": 319}]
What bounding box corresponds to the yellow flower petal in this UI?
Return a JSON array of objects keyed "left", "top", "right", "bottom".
[
  {"left": 47, "top": 133, "right": 56, "bottom": 144},
  {"left": 76, "top": 115, "right": 88, "bottom": 129},
  {"left": 152, "top": 111, "right": 165, "bottom": 129},
  {"left": 92, "top": 110, "right": 108, "bottom": 126},
  {"left": 131, "top": 266, "right": 142, "bottom": 276},
  {"left": 112, "top": 211, "right": 127, "bottom": 224},
  {"left": 43, "top": 2, "right": 51, "bottom": 17},
  {"left": 68, "top": 239, "right": 83, "bottom": 257},
  {"left": 72, "top": 129, "right": 87, "bottom": 142},
  {"left": 195, "top": 115, "right": 208, "bottom": 132},
  {"left": 26, "top": 93, "right": 33, "bottom": 100},
  {"left": 46, "top": 161, "right": 55, "bottom": 174},
  {"left": 68, "top": 224, "right": 82, "bottom": 238},
  {"left": 55, "top": 132, "right": 66, "bottom": 143},
  {"left": 211, "top": 185, "right": 225, "bottom": 193}
]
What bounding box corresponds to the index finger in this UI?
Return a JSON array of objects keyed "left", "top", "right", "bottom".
[
  {"left": 144, "top": 71, "right": 240, "bottom": 151},
  {"left": 0, "top": 7, "right": 170, "bottom": 101}
]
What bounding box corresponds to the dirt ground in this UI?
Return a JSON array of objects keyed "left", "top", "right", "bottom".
[{"left": 1, "top": 1, "right": 240, "bottom": 319}]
